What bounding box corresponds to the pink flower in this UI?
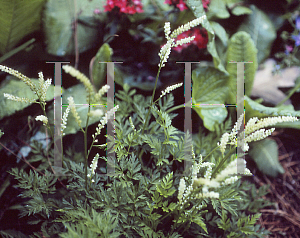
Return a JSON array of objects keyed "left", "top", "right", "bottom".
[
  {"left": 285, "top": 45, "right": 293, "bottom": 55},
  {"left": 173, "top": 28, "right": 208, "bottom": 53},
  {"left": 164, "top": 0, "right": 210, "bottom": 11},
  {"left": 104, "top": 0, "right": 144, "bottom": 14},
  {"left": 202, "top": 0, "right": 210, "bottom": 9},
  {"left": 93, "top": 8, "right": 101, "bottom": 14}
]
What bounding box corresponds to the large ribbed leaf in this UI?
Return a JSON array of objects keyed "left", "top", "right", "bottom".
[
  {"left": 43, "top": 0, "right": 105, "bottom": 56},
  {"left": 192, "top": 67, "right": 229, "bottom": 131},
  {"left": 0, "top": 0, "right": 45, "bottom": 54},
  {"left": 226, "top": 31, "right": 258, "bottom": 105},
  {"left": 238, "top": 5, "right": 276, "bottom": 64},
  {"left": 0, "top": 78, "right": 60, "bottom": 120},
  {"left": 186, "top": 0, "right": 228, "bottom": 75},
  {"left": 249, "top": 139, "right": 285, "bottom": 177}
]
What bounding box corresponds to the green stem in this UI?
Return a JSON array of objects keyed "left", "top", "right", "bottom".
[
  {"left": 141, "top": 67, "right": 162, "bottom": 135},
  {"left": 166, "top": 103, "right": 186, "bottom": 114},
  {"left": 84, "top": 98, "right": 91, "bottom": 190},
  {"left": 202, "top": 146, "right": 219, "bottom": 163}
]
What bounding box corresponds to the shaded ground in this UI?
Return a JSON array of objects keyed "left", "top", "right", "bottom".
[{"left": 247, "top": 129, "right": 300, "bottom": 237}]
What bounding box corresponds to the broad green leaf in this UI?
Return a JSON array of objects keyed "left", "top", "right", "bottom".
[
  {"left": 0, "top": 78, "right": 61, "bottom": 120},
  {"left": 209, "top": 21, "right": 228, "bottom": 47},
  {"left": 249, "top": 139, "right": 285, "bottom": 177},
  {"left": 231, "top": 6, "right": 253, "bottom": 16},
  {"left": 186, "top": 0, "right": 228, "bottom": 75},
  {"left": 206, "top": 0, "right": 230, "bottom": 19},
  {"left": 47, "top": 84, "right": 105, "bottom": 136},
  {"left": 43, "top": 0, "right": 105, "bottom": 56},
  {"left": 192, "top": 67, "right": 229, "bottom": 131},
  {"left": 238, "top": 5, "right": 276, "bottom": 64},
  {"left": 0, "top": 0, "right": 46, "bottom": 54},
  {"left": 226, "top": 31, "right": 258, "bottom": 104},
  {"left": 91, "top": 43, "right": 113, "bottom": 91},
  {"left": 245, "top": 95, "right": 300, "bottom": 122},
  {"left": 224, "top": 0, "right": 252, "bottom": 16}
]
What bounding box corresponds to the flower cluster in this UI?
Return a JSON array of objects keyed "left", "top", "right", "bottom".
[
  {"left": 0, "top": 65, "right": 38, "bottom": 93},
  {"left": 164, "top": 0, "right": 210, "bottom": 11},
  {"left": 3, "top": 93, "right": 36, "bottom": 104},
  {"left": 104, "top": 0, "right": 144, "bottom": 14},
  {"left": 94, "top": 85, "right": 110, "bottom": 103},
  {"left": 159, "top": 15, "right": 206, "bottom": 67},
  {"left": 62, "top": 65, "right": 95, "bottom": 102},
  {"left": 160, "top": 82, "right": 183, "bottom": 98},
  {"left": 61, "top": 106, "right": 70, "bottom": 136},
  {"left": 38, "top": 72, "right": 52, "bottom": 102},
  {"left": 173, "top": 28, "right": 208, "bottom": 53},
  {"left": 178, "top": 155, "right": 252, "bottom": 206},
  {"left": 0, "top": 65, "right": 53, "bottom": 105},
  {"left": 35, "top": 115, "right": 48, "bottom": 126},
  {"left": 87, "top": 153, "right": 100, "bottom": 183},
  {"left": 67, "top": 96, "right": 82, "bottom": 128},
  {"left": 218, "top": 113, "right": 299, "bottom": 153},
  {"left": 93, "top": 105, "right": 119, "bottom": 138}
]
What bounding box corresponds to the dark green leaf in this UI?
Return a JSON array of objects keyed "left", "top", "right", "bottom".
[
  {"left": 249, "top": 139, "right": 285, "bottom": 177},
  {"left": 0, "top": 0, "right": 45, "bottom": 54},
  {"left": 238, "top": 5, "right": 276, "bottom": 64}
]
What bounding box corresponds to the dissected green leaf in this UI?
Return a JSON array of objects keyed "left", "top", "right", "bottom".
[
  {"left": 0, "top": 78, "right": 61, "bottom": 120},
  {"left": 0, "top": 0, "right": 45, "bottom": 55},
  {"left": 192, "top": 66, "right": 229, "bottom": 131},
  {"left": 187, "top": 0, "right": 228, "bottom": 75},
  {"left": 238, "top": 5, "right": 276, "bottom": 64},
  {"left": 43, "top": 0, "right": 105, "bottom": 56},
  {"left": 91, "top": 43, "right": 113, "bottom": 91},
  {"left": 226, "top": 31, "right": 258, "bottom": 104},
  {"left": 249, "top": 139, "right": 285, "bottom": 177}
]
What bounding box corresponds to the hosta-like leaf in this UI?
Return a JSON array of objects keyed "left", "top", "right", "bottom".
[
  {"left": 0, "top": 0, "right": 45, "bottom": 54},
  {"left": 192, "top": 67, "right": 229, "bottom": 131},
  {"left": 226, "top": 31, "right": 258, "bottom": 105},
  {"left": 43, "top": 0, "right": 105, "bottom": 56},
  {"left": 238, "top": 5, "right": 276, "bottom": 64},
  {"left": 249, "top": 139, "right": 285, "bottom": 177}
]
